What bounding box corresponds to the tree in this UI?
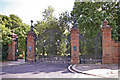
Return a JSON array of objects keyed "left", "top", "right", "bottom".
[
  {"left": 58, "top": 11, "right": 71, "bottom": 32},
  {"left": 35, "top": 6, "right": 69, "bottom": 56},
  {"left": 71, "top": 2, "right": 120, "bottom": 41},
  {"left": 0, "top": 24, "right": 12, "bottom": 60},
  {"left": 0, "top": 14, "right": 22, "bottom": 29},
  {"left": 0, "top": 14, "right": 30, "bottom": 60}
]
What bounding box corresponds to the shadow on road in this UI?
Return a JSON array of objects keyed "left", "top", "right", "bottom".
[{"left": 2, "top": 63, "right": 71, "bottom": 75}]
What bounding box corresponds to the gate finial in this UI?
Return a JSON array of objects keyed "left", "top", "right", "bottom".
[{"left": 31, "top": 20, "right": 33, "bottom": 31}]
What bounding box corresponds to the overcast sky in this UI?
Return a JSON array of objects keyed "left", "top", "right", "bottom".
[{"left": 0, "top": 0, "right": 75, "bottom": 25}]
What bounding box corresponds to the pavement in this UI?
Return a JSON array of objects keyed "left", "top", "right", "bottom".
[
  {"left": 1, "top": 59, "right": 27, "bottom": 67},
  {"left": 68, "top": 63, "right": 119, "bottom": 78}
]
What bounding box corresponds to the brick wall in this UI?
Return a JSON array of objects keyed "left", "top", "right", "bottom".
[{"left": 111, "top": 40, "right": 120, "bottom": 63}]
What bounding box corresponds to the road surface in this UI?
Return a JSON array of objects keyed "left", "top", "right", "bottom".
[{"left": 2, "top": 62, "right": 101, "bottom": 78}]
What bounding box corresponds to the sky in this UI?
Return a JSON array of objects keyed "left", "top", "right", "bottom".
[{"left": 0, "top": 0, "right": 75, "bottom": 25}]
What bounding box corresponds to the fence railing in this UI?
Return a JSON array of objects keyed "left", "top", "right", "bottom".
[{"left": 36, "top": 55, "right": 70, "bottom": 64}]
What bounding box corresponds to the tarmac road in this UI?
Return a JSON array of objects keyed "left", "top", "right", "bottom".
[{"left": 2, "top": 62, "right": 101, "bottom": 78}]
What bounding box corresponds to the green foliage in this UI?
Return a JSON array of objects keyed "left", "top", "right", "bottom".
[
  {"left": 35, "top": 6, "right": 70, "bottom": 56},
  {"left": 58, "top": 11, "right": 71, "bottom": 32},
  {"left": 0, "top": 24, "right": 12, "bottom": 60},
  {"left": 71, "top": 2, "right": 120, "bottom": 41},
  {"left": 42, "top": 6, "right": 56, "bottom": 22},
  {"left": 0, "top": 24, "right": 12, "bottom": 44},
  {"left": 0, "top": 14, "right": 30, "bottom": 60},
  {"left": 14, "top": 23, "right": 30, "bottom": 54},
  {"left": 0, "top": 14, "right": 22, "bottom": 29}
]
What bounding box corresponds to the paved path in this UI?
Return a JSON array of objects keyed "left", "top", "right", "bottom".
[
  {"left": 1, "top": 59, "right": 26, "bottom": 67},
  {"left": 2, "top": 62, "right": 101, "bottom": 78},
  {"left": 71, "top": 64, "right": 119, "bottom": 78}
]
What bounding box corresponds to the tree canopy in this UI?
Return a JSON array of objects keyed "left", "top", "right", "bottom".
[
  {"left": 71, "top": 2, "right": 120, "bottom": 41},
  {"left": 0, "top": 14, "right": 30, "bottom": 60},
  {"left": 35, "top": 6, "right": 70, "bottom": 56}
]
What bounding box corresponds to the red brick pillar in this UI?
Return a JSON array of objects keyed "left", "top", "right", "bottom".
[
  {"left": 70, "top": 27, "right": 80, "bottom": 64},
  {"left": 8, "top": 43, "right": 12, "bottom": 60},
  {"left": 101, "top": 20, "right": 113, "bottom": 64},
  {"left": 26, "top": 20, "right": 36, "bottom": 62},
  {"left": 8, "top": 41, "right": 16, "bottom": 60},
  {"left": 7, "top": 30, "right": 18, "bottom": 61}
]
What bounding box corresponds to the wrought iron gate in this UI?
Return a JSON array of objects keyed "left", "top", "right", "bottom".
[
  {"left": 35, "top": 29, "right": 71, "bottom": 64},
  {"left": 79, "top": 33, "right": 102, "bottom": 64}
]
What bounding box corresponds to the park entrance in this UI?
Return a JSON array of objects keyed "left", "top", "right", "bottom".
[
  {"left": 25, "top": 20, "right": 119, "bottom": 64},
  {"left": 25, "top": 20, "right": 102, "bottom": 64},
  {"left": 35, "top": 29, "right": 71, "bottom": 64},
  {"left": 7, "top": 20, "right": 119, "bottom": 64}
]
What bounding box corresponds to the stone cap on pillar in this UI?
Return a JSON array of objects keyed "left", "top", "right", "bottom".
[
  {"left": 101, "top": 20, "right": 112, "bottom": 32},
  {"left": 11, "top": 30, "right": 18, "bottom": 41},
  {"left": 70, "top": 26, "right": 79, "bottom": 35},
  {"left": 102, "top": 20, "right": 111, "bottom": 28},
  {"left": 71, "top": 27, "right": 79, "bottom": 30}
]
